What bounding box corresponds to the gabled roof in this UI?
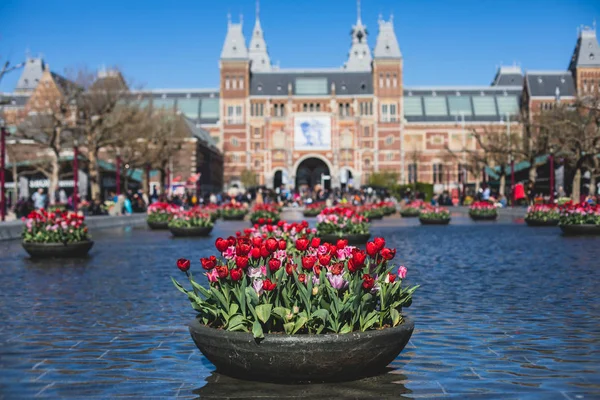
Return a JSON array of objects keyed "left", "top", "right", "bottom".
[
  {"left": 90, "top": 69, "right": 128, "bottom": 92},
  {"left": 524, "top": 71, "right": 576, "bottom": 98},
  {"left": 15, "top": 57, "right": 45, "bottom": 94},
  {"left": 491, "top": 65, "right": 524, "bottom": 87},
  {"left": 373, "top": 16, "right": 402, "bottom": 59},
  {"left": 50, "top": 72, "right": 80, "bottom": 96},
  {"left": 249, "top": 71, "right": 373, "bottom": 96},
  {"left": 568, "top": 26, "right": 600, "bottom": 71},
  {"left": 220, "top": 20, "right": 248, "bottom": 60}
]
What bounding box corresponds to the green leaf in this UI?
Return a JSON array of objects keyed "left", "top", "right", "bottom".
[
  {"left": 229, "top": 303, "right": 239, "bottom": 318},
  {"left": 256, "top": 304, "right": 273, "bottom": 324},
  {"left": 283, "top": 322, "right": 295, "bottom": 334},
  {"left": 390, "top": 308, "right": 401, "bottom": 327},
  {"left": 252, "top": 320, "right": 264, "bottom": 339},
  {"left": 339, "top": 323, "right": 353, "bottom": 334},
  {"left": 210, "top": 287, "right": 229, "bottom": 309},
  {"left": 361, "top": 311, "right": 379, "bottom": 332},
  {"left": 292, "top": 316, "right": 308, "bottom": 334},
  {"left": 245, "top": 286, "right": 260, "bottom": 306},
  {"left": 190, "top": 280, "right": 211, "bottom": 298},
  {"left": 272, "top": 306, "right": 291, "bottom": 321},
  {"left": 227, "top": 314, "right": 246, "bottom": 331},
  {"left": 311, "top": 309, "right": 329, "bottom": 324},
  {"left": 171, "top": 277, "right": 189, "bottom": 295}
]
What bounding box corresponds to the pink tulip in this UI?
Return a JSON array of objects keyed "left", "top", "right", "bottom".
[
  {"left": 398, "top": 266, "right": 407, "bottom": 279},
  {"left": 206, "top": 268, "right": 219, "bottom": 283}
]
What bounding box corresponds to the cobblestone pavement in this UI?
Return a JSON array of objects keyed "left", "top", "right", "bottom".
[{"left": 0, "top": 218, "right": 599, "bottom": 398}]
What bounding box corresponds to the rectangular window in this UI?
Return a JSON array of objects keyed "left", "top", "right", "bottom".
[
  {"left": 379, "top": 74, "right": 383, "bottom": 88},
  {"left": 254, "top": 127, "right": 260, "bottom": 137},
  {"left": 380, "top": 103, "right": 397, "bottom": 122},
  {"left": 404, "top": 97, "right": 423, "bottom": 116},
  {"left": 225, "top": 77, "right": 230, "bottom": 89},
  {"left": 232, "top": 79, "right": 237, "bottom": 89},
  {"left": 433, "top": 164, "right": 444, "bottom": 184},
  {"left": 201, "top": 98, "right": 219, "bottom": 119},
  {"left": 457, "top": 164, "right": 468, "bottom": 183},
  {"left": 424, "top": 96, "right": 448, "bottom": 116},
  {"left": 448, "top": 96, "right": 472, "bottom": 116},
  {"left": 316, "top": 103, "right": 321, "bottom": 112},
  {"left": 239, "top": 78, "right": 244, "bottom": 90},
  {"left": 496, "top": 95, "right": 518, "bottom": 116},
  {"left": 364, "top": 126, "right": 370, "bottom": 137},
  {"left": 295, "top": 78, "right": 328, "bottom": 95},
  {"left": 472, "top": 96, "right": 497, "bottom": 116},
  {"left": 152, "top": 98, "right": 175, "bottom": 110},
  {"left": 408, "top": 163, "right": 418, "bottom": 184},
  {"left": 386, "top": 152, "right": 393, "bottom": 161},
  {"left": 176, "top": 98, "right": 199, "bottom": 119},
  {"left": 303, "top": 103, "right": 308, "bottom": 112}
]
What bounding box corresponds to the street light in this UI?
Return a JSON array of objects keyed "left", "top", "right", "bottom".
[
  {"left": 549, "top": 146, "right": 555, "bottom": 203},
  {"left": 115, "top": 149, "right": 121, "bottom": 196},
  {"left": 460, "top": 112, "right": 466, "bottom": 200},
  {"left": 73, "top": 140, "right": 79, "bottom": 211},
  {"left": 507, "top": 113, "right": 515, "bottom": 207}
]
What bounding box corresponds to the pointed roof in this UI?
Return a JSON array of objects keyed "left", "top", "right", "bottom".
[
  {"left": 15, "top": 57, "right": 45, "bottom": 94},
  {"left": 344, "top": 0, "right": 372, "bottom": 71},
  {"left": 491, "top": 65, "right": 524, "bottom": 86},
  {"left": 568, "top": 25, "right": 600, "bottom": 72},
  {"left": 248, "top": 3, "right": 271, "bottom": 72},
  {"left": 374, "top": 16, "right": 402, "bottom": 60},
  {"left": 220, "top": 16, "right": 248, "bottom": 60}
]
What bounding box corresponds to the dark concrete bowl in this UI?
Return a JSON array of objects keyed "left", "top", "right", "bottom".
[
  {"left": 222, "top": 214, "right": 246, "bottom": 221},
  {"left": 469, "top": 213, "right": 498, "bottom": 221},
  {"left": 560, "top": 224, "right": 600, "bottom": 235},
  {"left": 22, "top": 240, "right": 94, "bottom": 258},
  {"left": 318, "top": 233, "right": 371, "bottom": 245},
  {"left": 188, "top": 317, "right": 414, "bottom": 383},
  {"left": 525, "top": 218, "right": 559, "bottom": 227},
  {"left": 147, "top": 220, "right": 170, "bottom": 230},
  {"left": 400, "top": 211, "right": 420, "bottom": 218},
  {"left": 169, "top": 226, "right": 213, "bottom": 237},
  {"left": 419, "top": 218, "right": 451, "bottom": 225},
  {"left": 368, "top": 214, "right": 383, "bottom": 220},
  {"left": 302, "top": 211, "right": 321, "bottom": 217}
]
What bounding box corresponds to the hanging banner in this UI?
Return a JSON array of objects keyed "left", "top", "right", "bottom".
[{"left": 294, "top": 116, "right": 331, "bottom": 150}]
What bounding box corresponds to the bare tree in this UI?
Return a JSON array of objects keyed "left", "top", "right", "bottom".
[{"left": 548, "top": 93, "right": 600, "bottom": 199}]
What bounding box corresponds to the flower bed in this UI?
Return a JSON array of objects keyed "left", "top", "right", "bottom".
[
  {"left": 302, "top": 203, "right": 326, "bottom": 217},
  {"left": 469, "top": 201, "right": 498, "bottom": 221},
  {"left": 202, "top": 204, "right": 221, "bottom": 222},
  {"left": 378, "top": 201, "right": 397, "bottom": 216},
  {"left": 400, "top": 200, "right": 423, "bottom": 217},
  {"left": 221, "top": 203, "right": 249, "bottom": 220},
  {"left": 249, "top": 204, "right": 281, "bottom": 226},
  {"left": 147, "top": 202, "right": 178, "bottom": 229},
  {"left": 357, "top": 204, "right": 385, "bottom": 220},
  {"left": 559, "top": 202, "right": 600, "bottom": 235},
  {"left": 524, "top": 204, "right": 560, "bottom": 226},
  {"left": 172, "top": 234, "right": 417, "bottom": 382},
  {"left": 419, "top": 206, "right": 451, "bottom": 225},
  {"left": 21, "top": 209, "right": 93, "bottom": 257},
  {"left": 316, "top": 207, "right": 370, "bottom": 243},
  {"left": 168, "top": 207, "right": 214, "bottom": 237}
]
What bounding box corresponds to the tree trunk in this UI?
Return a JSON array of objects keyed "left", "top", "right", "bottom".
[
  {"left": 49, "top": 153, "right": 59, "bottom": 205},
  {"left": 88, "top": 145, "right": 101, "bottom": 200},
  {"left": 572, "top": 169, "right": 581, "bottom": 201},
  {"left": 499, "top": 174, "right": 506, "bottom": 197},
  {"left": 528, "top": 165, "right": 537, "bottom": 187}
]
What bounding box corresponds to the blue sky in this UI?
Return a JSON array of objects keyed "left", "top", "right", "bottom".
[{"left": 1, "top": 0, "right": 599, "bottom": 92}]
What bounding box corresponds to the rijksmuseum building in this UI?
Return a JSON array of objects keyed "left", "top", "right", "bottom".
[{"left": 3, "top": 8, "right": 600, "bottom": 193}]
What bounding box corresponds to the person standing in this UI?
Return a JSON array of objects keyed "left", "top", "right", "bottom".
[{"left": 32, "top": 188, "right": 47, "bottom": 210}]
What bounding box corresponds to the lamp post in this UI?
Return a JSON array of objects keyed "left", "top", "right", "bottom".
[
  {"left": 73, "top": 140, "right": 79, "bottom": 211},
  {"left": 460, "top": 112, "right": 466, "bottom": 201},
  {"left": 115, "top": 151, "right": 121, "bottom": 196},
  {"left": 549, "top": 147, "right": 555, "bottom": 204},
  {"left": 506, "top": 113, "right": 515, "bottom": 207},
  {"left": 0, "top": 125, "right": 6, "bottom": 221}
]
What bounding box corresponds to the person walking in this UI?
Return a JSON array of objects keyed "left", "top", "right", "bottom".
[{"left": 32, "top": 188, "right": 47, "bottom": 210}]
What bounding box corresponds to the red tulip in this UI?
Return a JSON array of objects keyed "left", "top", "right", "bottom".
[
  {"left": 260, "top": 245, "right": 270, "bottom": 258},
  {"left": 252, "top": 237, "right": 263, "bottom": 247},
  {"left": 235, "top": 256, "right": 249, "bottom": 269},
  {"left": 216, "top": 265, "right": 229, "bottom": 279},
  {"left": 236, "top": 243, "right": 251, "bottom": 257},
  {"left": 250, "top": 247, "right": 261, "bottom": 259},
  {"left": 265, "top": 238, "right": 278, "bottom": 253},
  {"left": 336, "top": 239, "right": 348, "bottom": 249},
  {"left": 176, "top": 258, "right": 191, "bottom": 272},
  {"left": 285, "top": 263, "right": 294, "bottom": 275},
  {"left": 366, "top": 241, "right": 378, "bottom": 257},
  {"left": 263, "top": 278, "right": 276, "bottom": 291},
  {"left": 230, "top": 268, "right": 244, "bottom": 281},
  {"left": 311, "top": 237, "right": 321, "bottom": 248},
  {"left": 318, "top": 254, "right": 331, "bottom": 266},
  {"left": 296, "top": 237, "right": 309, "bottom": 251},
  {"left": 301, "top": 256, "right": 317, "bottom": 270},
  {"left": 380, "top": 248, "right": 396, "bottom": 261},
  {"left": 298, "top": 274, "right": 306, "bottom": 283},
  {"left": 200, "top": 256, "right": 217, "bottom": 270},
  {"left": 258, "top": 217, "right": 265, "bottom": 224},
  {"left": 235, "top": 231, "right": 241, "bottom": 237},
  {"left": 329, "top": 262, "right": 343, "bottom": 275},
  {"left": 387, "top": 273, "right": 397, "bottom": 283},
  {"left": 351, "top": 249, "right": 367, "bottom": 266},
  {"left": 278, "top": 239, "right": 287, "bottom": 250},
  {"left": 374, "top": 237, "right": 386, "bottom": 252},
  {"left": 215, "top": 238, "right": 229, "bottom": 252},
  {"left": 362, "top": 274, "right": 375, "bottom": 291},
  {"left": 267, "top": 218, "right": 273, "bottom": 224},
  {"left": 268, "top": 258, "right": 281, "bottom": 272}
]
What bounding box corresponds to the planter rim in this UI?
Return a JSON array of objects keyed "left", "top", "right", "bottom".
[
  {"left": 189, "top": 317, "right": 414, "bottom": 343},
  {"left": 22, "top": 239, "right": 93, "bottom": 246}
]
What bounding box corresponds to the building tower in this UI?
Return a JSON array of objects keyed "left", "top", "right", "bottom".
[
  {"left": 220, "top": 14, "right": 250, "bottom": 185},
  {"left": 344, "top": 0, "right": 372, "bottom": 71},
  {"left": 372, "top": 15, "right": 403, "bottom": 176},
  {"left": 248, "top": 0, "right": 272, "bottom": 72},
  {"left": 14, "top": 56, "right": 46, "bottom": 94},
  {"left": 568, "top": 24, "right": 600, "bottom": 95}
]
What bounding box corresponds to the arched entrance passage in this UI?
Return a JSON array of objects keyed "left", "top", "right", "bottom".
[
  {"left": 340, "top": 167, "right": 354, "bottom": 191},
  {"left": 295, "top": 157, "right": 331, "bottom": 190},
  {"left": 273, "top": 170, "right": 283, "bottom": 189}
]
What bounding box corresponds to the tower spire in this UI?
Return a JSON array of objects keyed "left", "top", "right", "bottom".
[
  {"left": 248, "top": 0, "right": 271, "bottom": 71},
  {"left": 357, "top": 0, "right": 362, "bottom": 24},
  {"left": 256, "top": 0, "right": 260, "bottom": 21}
]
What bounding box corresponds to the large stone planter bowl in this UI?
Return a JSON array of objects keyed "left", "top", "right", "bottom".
[
  {"left": 318, "top": 233, "right": 371, "bottom": 245},
  {"left": 189, "top": 317, "right": 414, "bottom": 383},
  {"left": 400, "top": 210, "right": 420, "bottom": 218},
  {"left": 419, "top": 218, "right": 451, "bottom": 225},
  {"left": 469, "top": 213, "right": 498, "bottom": 221},
  {"left": 525, "top": 218, "right": 559, "bottom": 227},
  {"left": 22, "top": 240, "right": 94, "bottom": 258},
  {"left": 147, "top": 220, "right": 170, "bottom": 230},
  {"left": 560, "top": 224, "right": 600, "bottom": 235},
  {"left": 222, "top": 214, "right": 246, "bottom": 221},
  {"left": 302, "top": 211, "right": 321, "bottom": 218},
  {"left": 169, "top": 226, "right": 213, "bottom": 237},
  {"left": 368, "top": 214, "right": 383, "bottom": 220}
]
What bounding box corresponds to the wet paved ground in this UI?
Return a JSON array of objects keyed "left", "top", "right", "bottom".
[{"left": 1, "top": 213, "right": 599, "bottom": 399}]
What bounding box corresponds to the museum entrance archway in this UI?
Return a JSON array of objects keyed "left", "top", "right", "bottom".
[
  {"left": 295, "top": 157, "right": 330, "bottom": 190},
  {"left": 273, "top": 170, "right": 283, "bottom": 189}
]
